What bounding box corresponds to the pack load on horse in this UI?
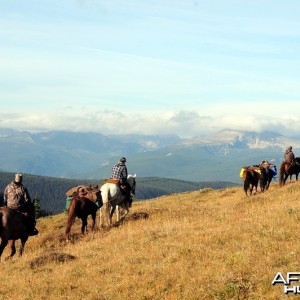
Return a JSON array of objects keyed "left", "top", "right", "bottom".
[
  {"left": 65, "top": 185, "right": 102, "bottom": 241},
  {"left": 65, "top": 185, "right": 102, "bottom": 211},
  {"left": 100, "top": 174, "right": 136, "bottom": 227},
  {"left": 240, "top": 166, "right": 261, "bottom": 196},
  {"left": 259, "top": 161, "right": 277, "bottom": 192}
]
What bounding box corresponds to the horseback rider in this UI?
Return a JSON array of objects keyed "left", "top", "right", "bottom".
[
  {"left": 110, "top": 157, "right": 132, "bottom": 207},
  {"left": 284, "top": 146, "right": 295, "bottom": 164},
  {"left": 3, "top": 173, "right": 38, "bottom": 236}
]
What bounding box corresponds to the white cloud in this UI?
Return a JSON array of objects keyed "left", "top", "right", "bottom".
[{"left": 1, "top": 107, "right": 300, "bottom": 138}]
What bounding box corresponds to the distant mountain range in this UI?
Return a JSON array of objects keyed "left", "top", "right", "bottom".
[{"left": 0, "top": 128, "right": 299, "bottom": 184}]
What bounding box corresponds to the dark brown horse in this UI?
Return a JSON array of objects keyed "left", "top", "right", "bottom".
[
  {"left": 243, "top": 167, "right": 261, "bottom": 196},
  {"left": 279, "top": 157, "right": 300, "bottom": 186},
  {"left": 0, "top": 207, "right": 33, "bottom": 260},
  {"left": 65, "top": 186, "right": 102, "bottom": 241}
]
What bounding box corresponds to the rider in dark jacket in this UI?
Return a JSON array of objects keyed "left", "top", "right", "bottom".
[
  {"left": 284, "top": 146, "right": 295, "bottom": 163},
  {"left": 3, "top": 173, "right": 38, "bottom": 236}
]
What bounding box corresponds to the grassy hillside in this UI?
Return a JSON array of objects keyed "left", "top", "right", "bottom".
[{"left": 1, "top": 181, "right": 299, "bottom": 299}]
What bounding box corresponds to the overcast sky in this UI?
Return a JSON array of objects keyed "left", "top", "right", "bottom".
[{"left": 1, "top": 0, "right": 300, "bottom": 138}]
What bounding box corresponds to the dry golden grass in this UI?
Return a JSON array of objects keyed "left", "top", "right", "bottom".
[{"left": 1, "top": 182, "right": 300, "bottom": 299}]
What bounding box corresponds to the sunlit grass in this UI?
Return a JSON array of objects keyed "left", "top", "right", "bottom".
[{"left": 1, "top": 182, "right": 300, "bottom": 299}]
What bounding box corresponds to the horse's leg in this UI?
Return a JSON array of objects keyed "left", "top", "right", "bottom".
[
  {"left": 10, "top": 240, "right": 16, "bottom": 258},
  {"left": 0, "top": 239, "right": 8, "bottom": 260},
  {"left": 255, "top": 182, "right": 258, "bottom": 194},
  {"left": 81, "top": 217, "right": 88, "bottom": 235},
  {"left": 99, "top": 207, "right": 103, "bottom": 228},
  {"left": 116, "top": 205, "right": 120, "bottom": 223},
  {"left": 260, "top": 180, "right": 264, "bottom": 192},
  {"left": 3, "top": 240, "right": 16, "bottom": 261},
  {"left": 243, "top": 181, "right": 249, "bottom": 196},
  {"left": 100, "top": 203, "right": 110, "bottom": 227},
  {"left": 284, "top": 174, "right": 289, "bottom": 186},
  {"left": 91, "top": 212, "right": 96, "bottom": 232},
  {"left": 18, "top": 237, "right": 28, "bottom": 257},
  {"left": 110, "top": 205, "right": 116, "bottom": 225},
  {"left": 119, "top": 205, "right": 129, "bottom": 222},
  {"left": 253, "top": 184, "right": 257, "bottom": 195}
]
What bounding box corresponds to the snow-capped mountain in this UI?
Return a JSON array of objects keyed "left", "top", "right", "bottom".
[{"left": 178, "top": 129, "right": 300, "bottom": 150}]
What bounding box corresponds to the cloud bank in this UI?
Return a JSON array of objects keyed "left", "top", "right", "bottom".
[{"left": 0, "top": 108, "right": 299, "bottom": 138}]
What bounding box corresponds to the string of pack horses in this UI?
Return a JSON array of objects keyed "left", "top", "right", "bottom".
[
  {"left": 240, "top": 146, "right": 300, "bottom": 196},
  {"left": 1, "top": 149, "right": 300, "bottom": 260}
]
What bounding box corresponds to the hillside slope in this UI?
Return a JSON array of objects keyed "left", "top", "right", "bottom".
[{"left": 1, "top": 182, "right": 299, "bottom": 299}]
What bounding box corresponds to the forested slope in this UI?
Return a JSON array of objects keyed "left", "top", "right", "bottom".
[{"left": 0, "top": 172, "right": 237, "bottom": 214}]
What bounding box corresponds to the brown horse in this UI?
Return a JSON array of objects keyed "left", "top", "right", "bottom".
[
  {"left": 0, "top": 207, "right": 33, "bottom": 260},
  {"left": 259, "top": 161, "right": 277, "bottom": 192},
  {"left": 279, "top": 157, "right": 300, "bottom": 186},
  {"left": 65, "top": 186, "right": 102, "bottom": 241},
  {"left": 243, "top": 167, "right": 261, "bottom": 196}
]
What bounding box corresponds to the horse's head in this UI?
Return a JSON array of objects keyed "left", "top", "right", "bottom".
[{"left": 127, "top": 174, "right": 136, "bottom": 196}]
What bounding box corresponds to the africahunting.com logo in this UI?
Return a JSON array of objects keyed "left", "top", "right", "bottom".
[{"left": 272, "top": 272, "right": 300, "bottom": 294}]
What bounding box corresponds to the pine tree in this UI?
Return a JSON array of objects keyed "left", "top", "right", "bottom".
[{"left": 33, "top": 193, "right": 41, "bottom": 219}]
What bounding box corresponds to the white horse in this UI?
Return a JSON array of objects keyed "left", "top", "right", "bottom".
[{"left": 99, "top": 174, "right": 136, "bottom": 227}]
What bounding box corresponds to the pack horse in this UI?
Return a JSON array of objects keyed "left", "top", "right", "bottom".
[
  {"left": 65, "top": 185, "right": 102, "bottom": 241},
  {"left": 240, "top": 166, "right": 261, "bottom": 196}
]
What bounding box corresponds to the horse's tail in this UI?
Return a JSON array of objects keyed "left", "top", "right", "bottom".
[
  {"left": 65, "top": 196, "right": 78, "bottom": 239},
  {"left": 0, "top": 210, "right": 3, "bottom": 232},
  {"left": 243, "top": 170, "right": 251, "bottom": 195}
]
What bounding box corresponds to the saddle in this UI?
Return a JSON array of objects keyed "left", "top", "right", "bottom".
[
  {"left": 103, "top": 178, "right": 120, "bottom": 185},
  {"left": 103, "top": 179, "right": 128, "bottom": 197}
]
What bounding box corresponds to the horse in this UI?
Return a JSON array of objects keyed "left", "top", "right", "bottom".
[
  {"left": 99, "top": 174, "right": 136, "bottom": 227},
  {"left": 279, "top": 157, "right": 300, "bottom": 186},
  {"left": 259, "top": 161, "right": 277, "bottom": 192},
  {"left": 65, "top": 186, "right": 102, "bottom": 241},
  {"left": 0, "top": 207, "right": 33, "bottom": 260},
  {"left": 243, "top": 167, "right": 261, "bottom": 196}
]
